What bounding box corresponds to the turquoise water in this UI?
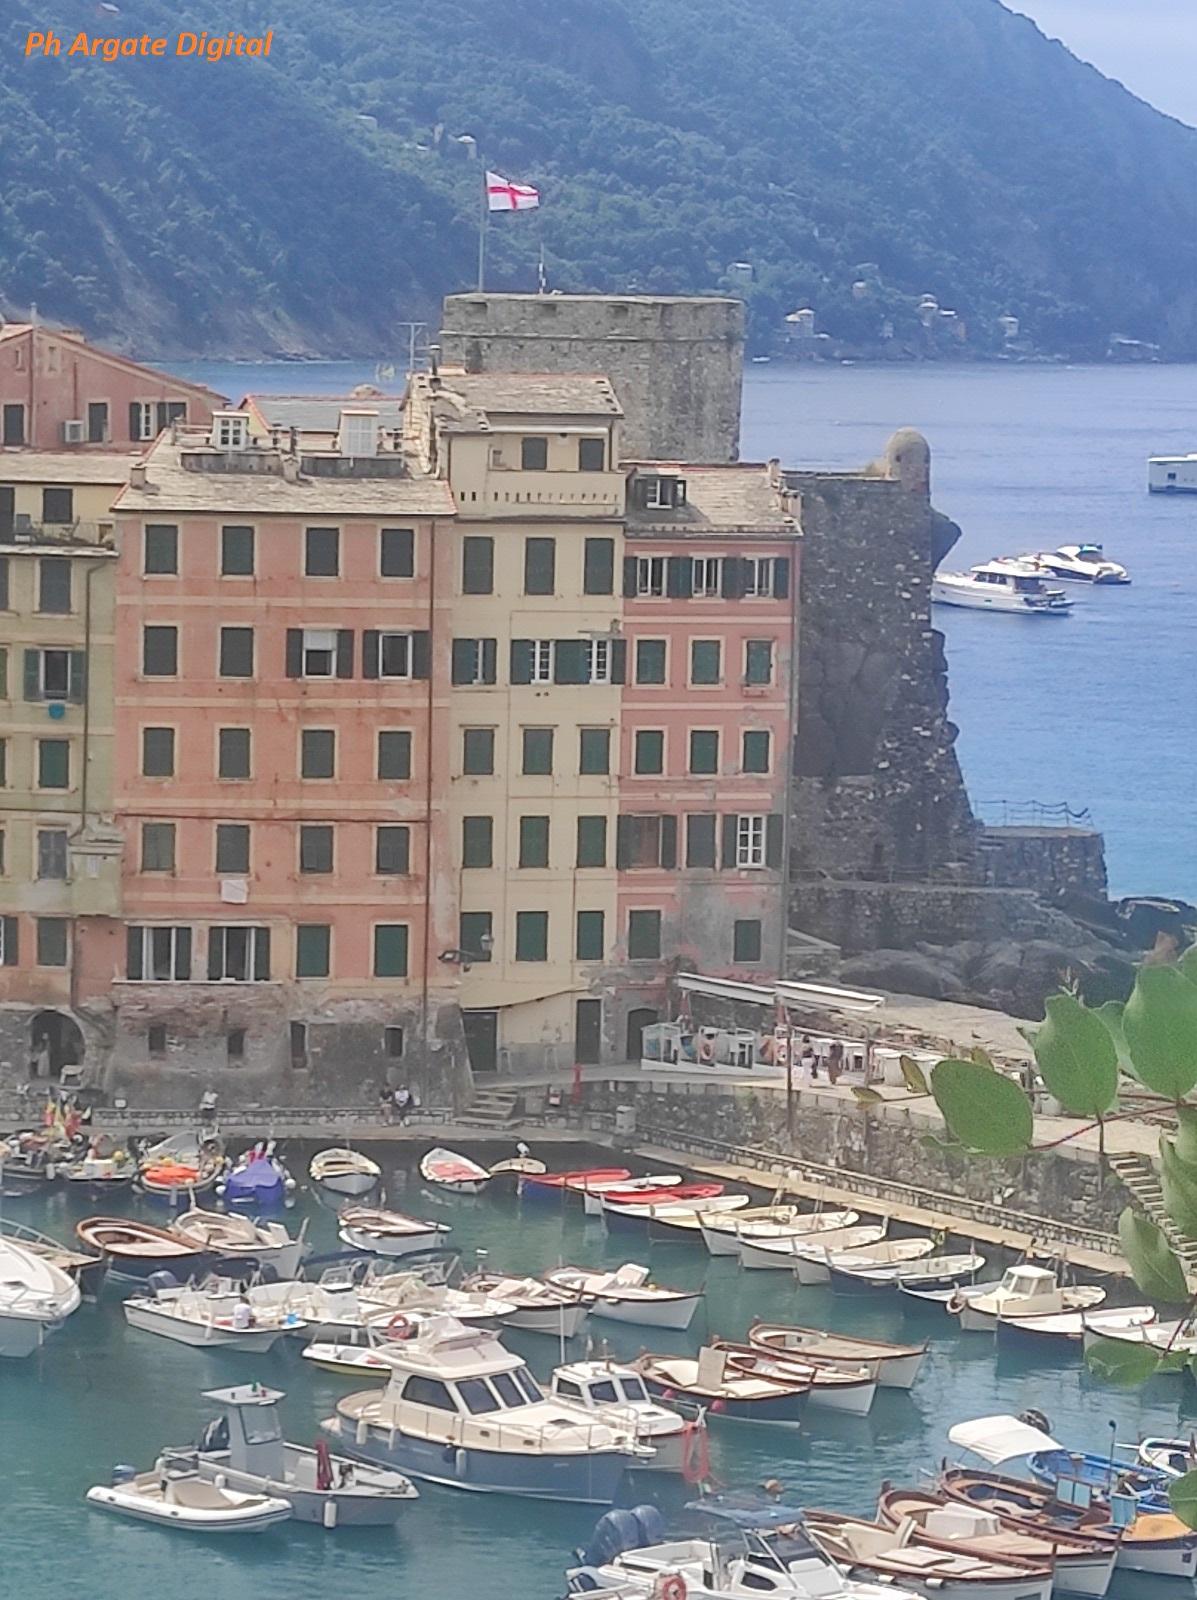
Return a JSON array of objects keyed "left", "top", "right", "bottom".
[
  {"left": 2, "top": 1142, "right": 1194, "bottom": 1596},
  {"left": 166, "top": 358, "right": 1197, "bottom": 901}
]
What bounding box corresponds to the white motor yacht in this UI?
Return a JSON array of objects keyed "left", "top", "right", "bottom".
[
  {"left": 932, "top": 560, "right": 1072, "bottom": 615},
  {"left": 550, "top": 1359, "right": 703, "bottom": 1475},
  {"left": 1031, "top": 544, "right": 1129, "bottom": 584},
  {"left": 0, "top": 1236, "right": 81, "bottom": 1357},
  {"left": 953, "top": 1263, "right": 1104, "bottom": 1333}
]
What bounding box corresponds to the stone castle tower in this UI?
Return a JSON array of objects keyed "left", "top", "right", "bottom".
[{"left": 438, "top": 293, "right": 745, "bottom": 461}]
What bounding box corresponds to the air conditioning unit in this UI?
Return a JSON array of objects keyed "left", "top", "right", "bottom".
[{"left": 62, "top": 419, "right": 85, "bottom": 444}]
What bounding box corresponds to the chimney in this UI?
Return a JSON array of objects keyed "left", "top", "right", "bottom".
[
  {"left": 282, "top": 456, "right": 300, "bottom": 483},
  {"left": 129, "top": 462, "right": 147, "bottom": 489},
  {"left": 767, "top": 457, "right": 781, "bottom": 490}
]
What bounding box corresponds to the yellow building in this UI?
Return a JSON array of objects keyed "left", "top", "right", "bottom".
[
  {"left": 0, "top": 453, "right": 128, "bottom": 1074},
  {"left": 406, "top": 369, "right": 626, "bottom": 1073}
]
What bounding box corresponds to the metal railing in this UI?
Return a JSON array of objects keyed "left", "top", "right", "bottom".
[{"left": 978, "top": 800, "right": 1095, "bottom": 829}]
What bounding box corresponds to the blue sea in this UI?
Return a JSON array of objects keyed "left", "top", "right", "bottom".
[{"left": 169, "top": 357, "right": 1197, "bottom": 902}]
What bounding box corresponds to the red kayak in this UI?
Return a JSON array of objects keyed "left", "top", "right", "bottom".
[
  {"left": 520, "top": 1166, "right": 630, "bottom": 1199},
  {"left": 602, "top": 1181, "right": 724, "bottom": 1208}
]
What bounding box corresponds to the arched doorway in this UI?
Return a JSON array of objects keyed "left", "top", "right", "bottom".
[
  {"left": 30, "top": 1011, "right": 84, "bottom": 1081},
  {"left": 625, "top": 1007, "right": 658, "bottom": 1063}
]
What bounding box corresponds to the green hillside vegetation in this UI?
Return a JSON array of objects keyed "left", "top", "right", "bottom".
[{"left": 2, "top": 0, "right": 1195, "bottom": 357}]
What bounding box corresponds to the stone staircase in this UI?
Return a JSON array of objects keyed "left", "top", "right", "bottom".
[
  {"left": 1109, "top": 1152, "right": 1197, "bottom": 1269},
  {"left": 460, "top": 1088, "right": 521, "bottom": 1128}
]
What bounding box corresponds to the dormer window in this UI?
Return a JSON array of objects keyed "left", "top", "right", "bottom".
[
  {"left": 338, "top": 409, "right": 378, "bottom": 458},
  {"left": 635, "top": 474, "right": 687, "bottom": 510},
  {"left": 211, "top": 411, "right": 249, "bottom": 451}
]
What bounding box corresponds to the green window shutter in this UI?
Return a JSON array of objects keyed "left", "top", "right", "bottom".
[
  {"left": 660, "top": 815, "right": 678, "bottom": 869},
  {"left": 254, "top": 926, "right": 271, "bottom": 981},
  {"left": 734, "top": 919, "right": 763, "bottom": 963},
  {"left": 610, "top": 638, "right": 627, "bottom": 684},
  {"left": 515, "top": 910, "right": 548, "bottom": 962},
  {"left": 2, "top": 915, "right": 19, "bottom": 966},
  {"left": 68, "top": 651, "right": 87, "bottom": 704},
  {"left": 576, "top": 910, "right": 605, "bottom": 961},
  {"left": 685, "top": 813, "right": 717, "bottom": 868},
  {"left": 615, "top": 815, "right": 633, "bottom": 870},
  {"left": 742, "top": 730, "right": 770, "bottom": 772},
  {"left": 462, "top": 816, "right": 493, "bottom": 868},
  {"left": 510, "top": 639, "right": 533, "bottom": 685},
  {"left": 335, "top": 630, "right": 355, "bottom": 679},
  {"left": 524, "top": 537, "right": 556, "bottom": 595},
  {"left": 553, "top": 639, "right": 586, "bottom": 684},
  {"left": 296, "top": 924, "right": 331, "bottom": 978},
  {"left": 773, "top": 557, "right": 790, "bottom": 598},
  {"left": 24, "top": 649, "right": 39, "bottom": 701},
  {"left": 689, "top": 730, "right": 719, "bottom": 774},
  {"left": 666, "top": 557, "right": 692, "bottom": 598},
  {"left": 583, "top": 537, "right": 615, "bottom": 595},
  {"left": 411, "top": 632, "right": 430, "bottom": 680},
  {"left": 373, "top": 924, "right": 409, "bottom": 977},
  {"left": 576, "top": 815, "right": 607, "bottom": 868},
  {"left": 125, "top": 924, "right": 141, "bottom": 979},
  {"left": 519, "top": 815, "right": 550, "bottom": 868},
  {"left": 766, "top": 813, "right": 784, "bottom": 868},
  {"left": 721, "top": 813, "right": 740, "bottom": 869},
  {"left": 452, "top": 639, "right": 476, "bottom": 685},
  {"left": 622, "top": 556, "right": 638, "bottom": 597},
  {"left": 361, "top": 631, "right": 380, "bottom": 679},
  {"left": 721, "top": 557, "right": 745, "bottom": 599},
  {"left": 462, "top": 536, "right": 494, "bottom": 594},
  {"left": 285, "top": 629, "right": 303, "bottom": 678},
  {"left": 481, "top": 639, "right": 497, "bottom": 684}
]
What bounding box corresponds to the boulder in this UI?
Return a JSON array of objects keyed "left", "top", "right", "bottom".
[{"left": 838, "top": 948, "right": 971, "bottom": 1002}]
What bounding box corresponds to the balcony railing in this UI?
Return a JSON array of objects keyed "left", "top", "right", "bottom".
[{"left": 0, "top": 520, "right": 115, "bottom": 549}]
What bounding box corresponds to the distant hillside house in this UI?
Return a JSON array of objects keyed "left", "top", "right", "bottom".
[{"left": 0, "top": 324, "right": 225, "bottom": 452}]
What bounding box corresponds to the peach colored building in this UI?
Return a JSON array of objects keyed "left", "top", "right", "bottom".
[
  {"left": 0, "top": 323, "right": 222, "bottom": 453},
  {"left": 108, "top": 406, "right": 462, "bottom": 1102}
]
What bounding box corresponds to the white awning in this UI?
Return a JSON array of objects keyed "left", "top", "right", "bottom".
[
  {"left": 675, "top": 972, "right": 885, "bottom": 1015},
  {"left": 947, "top": 1414, "right": 1060, "bottom": 1464}
]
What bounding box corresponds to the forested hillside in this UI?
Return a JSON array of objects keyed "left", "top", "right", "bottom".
[{"left": 2, "top": 0, "right": 1195, "bottom": 356}]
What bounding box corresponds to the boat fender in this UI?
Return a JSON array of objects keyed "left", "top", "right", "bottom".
[
  {"left": 214, "top": 1473, "right": 227, "bottom": 1489},
  {"left": 356, "top": 1418, "right": 369, "bottom": 1446},
  {"left": 455, "top": 1447, "right": 468, "bottom": 1478},
  {"left": 654, "top": 1575, "right": 687, "bottom": 1600},
  {"left": 323, "top": 1499, "right": 338, "bottom": 1529}
]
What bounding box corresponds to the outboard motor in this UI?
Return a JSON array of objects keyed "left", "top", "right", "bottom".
[
  {"left": 631, "top": 1505, "right": 666, "bottom": 1547},
  {"left": 146, "top": 1270, "right": 180, "bottom": 1297},
  {"left": 580, "top": 1508, "right": 649, "bottom": 1569}
]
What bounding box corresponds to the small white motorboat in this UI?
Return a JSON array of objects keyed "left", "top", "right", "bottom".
[
  {"left": 803, "top": 1237, "right": 936, "bottom": 1291},
  {"left": 749, "top": 1324, "right": 927, "bottom": 1390},
  {"left": 1082, "top": 1314, "right": 1197, "bottom": 1364},
  {"left": 419, "top": 1147, "right": 490, "bottom": 1194},
  {"left": 571, "top": 1174, "right": 681, "bottom": 1217},
  {"left": 806, "top": 1508, "right": 1054, "bottom": 1600},
  {"left": 461, "top": 1271, "right": 589, "bottom": 1337},
  {"left": 86, "top": 1460, "right": 291, "bottom": 1533},
  {"left": 310, "top": 1147, "right": 382, "bottom": 1197},
  {"left": 339, "top": 1204, "right": 451, "bottom": 1258},
  {"left": 358, "top": 1263, "right": 517, "bottom": 1327},
  {"left": 953, "top": 1264, "right": 1105, "bottom": 1333},
  {"left": 716, "top": 1343, "right": 877, "bottom": 1416},
  {"left": 542, "top": 1264, "right": 702, "bottom": 1330},
  {"left": 740, "top": 1222, "right": 885, "bottom": 1274},
  {"left": 1032, "top": 544, "right": 1130, "bottom": 585},
  {"left": 932, "top": 559, "right": 1072, "bottom": 615},
  {"left": 700, "top": 1206, "right": 858, "bottom": 1257},
  {"left": 828, "top": 1248, "right": 981, "bottom": 1296},
  {"left": 171, "top": 1205, "right": 307, "bottom": 1280},
  {"left": 123, "top": 1281, "right": 308, "bottom": 1351},
  {"left": 0, "top": 1236, "right": 81, "bottom": 1358},
  {"left": 1140, "top": 1438, "right": 1197, "bottom": 1479},
  {"left": 550, "top": 1359, "right": 705, "bottom": 1476},
  {"left": 997, "top": 1303, "right": 1155, "bottom": 1350}
]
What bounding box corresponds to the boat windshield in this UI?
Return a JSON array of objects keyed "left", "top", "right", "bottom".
[
  {"left": 1012, "top": 576, "right": 1045, "bottom": 592},
  {"left": 244, "top": 1413, "right": 283, "bottom": 1446},
  {"left": 456, "top": 1377, "right": 503, "bottom": 1415},
  {"left": 488, "top": 1367, "right": 542, "bottom": 1409},
  {"left": 589, "top": 1379, "right": 620, "bottom": 1403},
  {"left": 618, "top": 1377, "right": 649, "bottom": 1403}
]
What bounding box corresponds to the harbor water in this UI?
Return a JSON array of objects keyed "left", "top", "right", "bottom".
[
  {"left": 2, "top": 1143, "right": 1195, "bottom": 1597},
  {"left": 170, "top": 357, "right": 1197, "bottom": 901}
]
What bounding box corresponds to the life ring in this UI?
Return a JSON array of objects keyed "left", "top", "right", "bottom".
[
  {"left": 386, "top": 1313, "right": 414, "bottom": 1340},
  {"left": 655, "top": 1575, "right": 687, "bottom": 1600},
  {"left": 698, "top": 1035, "right": 716, "bottom": 1065}
]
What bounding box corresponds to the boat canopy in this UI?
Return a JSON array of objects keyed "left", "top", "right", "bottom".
[{"left": 947, "top": 1413, "right": 1061, "bottom": 1464}]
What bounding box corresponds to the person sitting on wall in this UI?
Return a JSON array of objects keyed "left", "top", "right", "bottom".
[{"left": 800, "top": 1036, "right": 818, "bottom": 1081}]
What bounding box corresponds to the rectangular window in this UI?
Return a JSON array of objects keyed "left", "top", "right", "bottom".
[
  {"left": 305, "top": 526, "right": 339, "bottom": 576},
  {"left": 87, "top": 401, "right": 109, "bottom": 443},
  {"left": 689, "top": 729, "right": 720, "bottom": 775},
  {"left": 521, "top": 727, "right": 553, "bottom": 775},
  {"left": 219, "top": 626, "right": 254, "bottom": 678},
  {"left": 208, "top": 925, "right": 271, "bottom": 982},
  {"left": 373, "top": 924, "right": 409, "bottom": 978},
  {"left": 42, "top": 487, "right": 74, "bottom": 526},
  {"left": 299, "top": 627, "right": 338, "bottom": 677},
  {"left": 633, "top": 729, "right": 664, "bottom": 775},
  {"left": 142, "top": 727, "right": 175, "bottom": 778},
  {"left": 36, "top": 917, "right": 68, "bottom": 967},
  {"left": 32, "top": 647, "right": 70, "bottom": 699},
  {"left": 462, "top": 536, "right": 494, "bottom": 594},
  {"left": 376, "top": 825, "right": 410, "bottom": 876},
  {"left": 296, "top": 923, "right": 331, "bottom": 978},
  {"left": 459, "top": 910, "right": 493, "bottom": 962},
  {"left": 385, "top": 1026, "right": 405, "bottom": 1059},
  {"left": 578, "top": 436, "right": 606, "bottom": 473},
  {"left": 521, "top": 436, "right": 548, "bottom": 470},
  {"left": 745, "top": 638, "right": 775, "bottom": 685},
  {"left": 692, "top": 556, "right": 722, "bottom": 597},
  {"left": 378, "top": 730, "right": 412, "bottom": 780},
  {"left": 462, "top": 816, "right": 493, "bottom": 869},
  {"left": 686, "top": 812, "right": 717, "bottom": 868},
  {"left": 381, "top": 527, "right": 415, "bottom": 577},
  {"left": 635, "top": 639, "right": 667, "bottom": 684},
  {"left": 142, "top": 625, "right": 178, "bottom": 677},
  {"left": 524, "top": 537, "right": 556, "bottom": 596},
  {"left": 301, "top": 729, "right": 335, "bottom": 779},
  {"left": 3, "top": 403, "right": 25, "bottom": 445},
  {"left": 378, "top": 632, "right": 412, "bottom": 679},
  {"left": 744, "top": 557, "right": 783, "bottom": 598},
  {"left": 690, "top": 639, "right": 722, "bottom": 685},
  {"left": 37, "top": 739, "right": 70, "bottom": 789},
  {"left": 519, "top": 815, "right": 550, "bottom": 869},
  {"left": 528, "top": 640, "right": 553, "bottom": 684},
  {"left": 734, "top": 918, "right": 763, "bottom": 963},
  {"left": 462, "top": 728, "right": 495, "bottom": 776},
  {"left": 586, "top": 638, "right": 612, "bottom": 684},
  {"left": 126, "top": 925, "right": 192, "bottom": 981},
  {"left": 576, "top": 909, "right": 605, "bottom": 960},
  {"left": 36, "top": 829, "right": 68, "bottom": 881},
  {"left": 218, "top": 727, "right": 251, "bottom": 780},
  {"left": 742, "top": 729, "right": 771, "bottom": 773},
  {"left": 451, "top": 637, "right": 498, "bottom": 687},
  {"left": 576, "top": 815, "right": 607, "bottom": 868},
  {"left": 737, "top": 813, "right": 767, "bottom": 868},
  {"left": 299, "top": 824, "right": 334, "bottom": 874},
  {"left": 148, "top": 1024, "right": 168, "bottom": 1059},
  {"left": 621, "top": 813, "right": 665, "bottom": 869},
  {"left": 221, "top": 524, "right": 255, "bottom": 576},
  {"left": 627, "top": 909, "right": 662, "bottom": 961},
  {"left": 38, "top": 557, "right": 72, "bottom": 614},
  {"left": 144, "top": 524, "right": 178, "bottom": 574},
  {"left": 141, "top": 822, "right": 176, "bottom": 873},
  {"left": 635, "top": 556, "right": 665, "bottom": 598},
  {"left": 215, "top": 823, "right": 250, "bottom": 875},
  {"left": 227, "top": 1028, "right": 246, "bottom": 1061},
  {"left": 583, "top": 537, "right": 614, "bottom": 594},
  {"left": 515, "top": 910, "right": 548, "bottom": 962},
  {"left": 579, "top": 727, "right": 611, "bottom": 775}
]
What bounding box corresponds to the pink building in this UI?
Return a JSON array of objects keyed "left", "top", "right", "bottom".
[
  {"left": 0, "top": 323, "right": 222, "bottom": 456},
  {"left": 108, "top": 408, "right": 461, "bottom": 1101}
]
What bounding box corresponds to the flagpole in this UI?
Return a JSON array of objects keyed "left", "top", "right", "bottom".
[{"left": 477, "top": 165, "right": 488, "bottom": 291}]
